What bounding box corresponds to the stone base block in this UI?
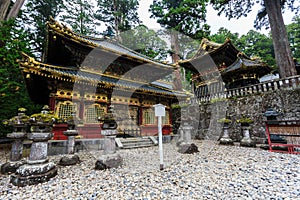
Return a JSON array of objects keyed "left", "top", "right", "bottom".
[
  {"left": 240, "top": 138, "right": 256, "bottom": 147},
  {"left": 10, "top": 162, "right": 57, "bottom": 187},
  {"left": 178, "top": 143, "right": 199, "bottom": 154},
  {"left": 1, "top": 160, "right": 26, "bottom": 175},
  {"left": 58, "top": 155, "right": 80, "bottom": 166},
  {"left": 219, "top": 137, "right": 234, "bottom": 145},
  {"left": 95, "top": 154, "right": 123, "bottom": 170}
]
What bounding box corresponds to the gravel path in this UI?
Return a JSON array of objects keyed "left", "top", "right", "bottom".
[{"left": 0, "top": 140, "right": 300, "bottom": 199}]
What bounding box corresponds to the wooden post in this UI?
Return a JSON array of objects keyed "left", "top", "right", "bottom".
[{"left": 154, "top": 104, "right": 166, "bottom": 171}]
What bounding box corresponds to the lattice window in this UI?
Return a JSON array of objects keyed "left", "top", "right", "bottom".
[
  {"left": 142, "top": 108, "right": 170, "bottom": 125},
  {"left": 56, "top": 101, "right": 77, "bottom": 121},
  {"left": 85, "top": 104, "right": 106, "bottom": 123},
  {"left": 143, "top": 108, "right": 155, "bottom": 124}
]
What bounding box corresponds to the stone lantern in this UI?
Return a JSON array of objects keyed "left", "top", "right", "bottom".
[
  {"left": 237, "top": 117, "right": 256, "bottom": 147},
  {"left": 218, "top": 118, "right": 234, "bottom": 145},
  {"left": 95, "top": 105, "right": 123, "bottom": 170},
  {"left": 1, "top": 108, "right": 29, "bottom": 174},
  {"left": 10, "top": 105, "right": 58, "bottom": 187}
]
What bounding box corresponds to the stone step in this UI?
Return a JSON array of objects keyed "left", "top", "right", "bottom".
[
  {"left": 117, "top": 137, "right": 157, "bottom": 149},
  {"left": 122, "top": 141, "right": 153, "bottom": 147},
  {"left": 122, "top": 143, "right": 154, "bottom": 149},
  {"left": 120, "top": 138, "right": 150, "bottom": 144}
]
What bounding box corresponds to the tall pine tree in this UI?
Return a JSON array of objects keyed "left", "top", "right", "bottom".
[
  {"left": 120, "top": 25, "right": 169, "bottom": 59},
  {"left": 60, "top": 0, "right": 99, "bottom": 36},
  {"left": 95, "top": 0, "right": 140, "bottom": 41},
  {"left": 22, "top": 0, "right": 64, "bottom": 59},
  {"left": 0, "top": 19, "right": 41, "bottom": 136},
  {"left": 150, "top": 0, "right": 210, "bottom": 62}
]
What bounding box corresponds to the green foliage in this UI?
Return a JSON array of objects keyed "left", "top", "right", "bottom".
[
  {"left": 0, "top": 19, "right": 41, "bottom": 136},
  {"left": 238, "top": 30, "right": 276, "bottom": 69},
  {"left": 150, "top": 0, "right": 210, "bottom": 40},
  {"left": 287, "top": 16, "right": 300, "bottom": 61},
  {"left": 21, "top": 0, "right": 64, "bottom": 57},
  {"left": 209, "top": 27, "right": 239, "bottom": 43},
  {"left": 236, "top": 117, "right": 253, "bottom": 124},
  {"left": 217, "top": 118, "right": 232, "bottom": 123},
  {"left": 60, "top": 0, "right": 99, "bottom": 36},
  {"left": 120, "top": 25, "right": 169, "bottom": 59},
  {"left": 95, "top": 0, "right": 140, "bottom": 34},
  {"left": 210, "top": 97, "right": 227, "bottom": 104},
  {"left": 171, "top": 103, "right": 189, "bottom": 109}
]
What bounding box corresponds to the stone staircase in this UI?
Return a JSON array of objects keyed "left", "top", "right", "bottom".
[{"left": 115, "top": 136, "right": 158, "bottom": 149}]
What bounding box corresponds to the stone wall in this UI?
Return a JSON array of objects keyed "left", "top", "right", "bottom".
[{"left": 188, "top": 88, "right": 300, "bottom": 142}]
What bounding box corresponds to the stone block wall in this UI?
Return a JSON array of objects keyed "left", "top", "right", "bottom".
[{"left": 178, "top": 88, "right": 300, "bottom": 142}]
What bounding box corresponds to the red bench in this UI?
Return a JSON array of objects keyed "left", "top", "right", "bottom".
[{"left": 265, "top": 120, "right": 300, "bottom": 154}]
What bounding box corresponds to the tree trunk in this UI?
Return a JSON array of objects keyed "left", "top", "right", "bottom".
[
  {"left": 264, "top": 0, "right": 297, "bottom": 78},
  {"left": 113, "top": 0, "right": 121, "bottom": 42},
  {"left": 0, "top": 0, "right": 10, "bottom": 21},
  {"left": 170, "top": 31, "right": 180, "bottom": 63},
  {"left": 6, "top": 0, "right": 25, "bottom": 20}
]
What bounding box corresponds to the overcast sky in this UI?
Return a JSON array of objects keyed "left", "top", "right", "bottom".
[{"left": 138, "top": 0, "right": 297, "bottom": 36}]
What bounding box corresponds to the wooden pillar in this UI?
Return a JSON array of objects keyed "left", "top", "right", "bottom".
[
  {"left": 138, "top": 107, "right": 143, "bottom": 126},
  {"left": 79, "top": 97, "right": 85, "bottom": 120},
  {"left": 49, "top": 93, "right": 56, "bottom": 111}
]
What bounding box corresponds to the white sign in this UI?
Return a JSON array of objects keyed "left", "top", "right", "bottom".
[{"left": 154, "top": 104, "right": 166, "bottom": 117}]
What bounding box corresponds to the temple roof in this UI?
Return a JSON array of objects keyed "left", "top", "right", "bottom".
[
  {"left": 221, "top": 57, "right": 272, "bottom": 81},
  {"left": 20, "top": 54, "right": 185, "bottom": 98},
  {"left": 178, "top": 38, "right": 271, "bottom": 77},
  {"left": 46, "top": 18, "right": 176, "bottom": 81},
  {"left": 192, "top": 38, "right": 238, "bottom": 58}
]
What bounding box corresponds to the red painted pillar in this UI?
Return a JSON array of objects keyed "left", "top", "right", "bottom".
[
  {"left": 139, "top": 107, "right": 143, "bottom": 126},
  {"left": 49, "top": 93, "right": 56, "bottom": 111}
]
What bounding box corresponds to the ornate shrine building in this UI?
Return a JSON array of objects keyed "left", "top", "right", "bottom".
[
  {"left": 179, "top": 38, "right": 272, "bottom": 98},
  {"left": 19, "top": 19, "right": 186, "bottom": 139}
]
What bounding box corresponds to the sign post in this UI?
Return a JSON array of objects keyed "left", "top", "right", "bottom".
[{"left": 154, "top": 104, "right": 165, "bottom": 170}]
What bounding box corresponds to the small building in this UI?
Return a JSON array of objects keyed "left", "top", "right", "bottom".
[
  {"left": 19, "top": 19, "right": 186, "bottom": 139},
  {"left": 178, "top": 38, "right": 272, "bottom": 98}
]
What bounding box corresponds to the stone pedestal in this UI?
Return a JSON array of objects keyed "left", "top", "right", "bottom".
[
  {"left": 104, "top": 136, "right": 117, "bottom": 154},
  {"left": 59, "top": 130, "right": 80, "bottom": 166},
  {"left": 177, "top": 122, "right": 199, "bottom": 154},
  {"left": 177, "top": 122, "right": 192, "bottom": 146},
  {"left": 8, "top": 132, "right": 27, "bottom": 161},
  {"left": 219, "top": 125, "right": 233, "bottom": 145},
  {"left": 240, "top": 126, "right": 256, "bottom": 147},
  {"left": 65, "top": 130, "right": 78, "bottom": 154},
  {"left": 1, "top": 132, "right": 27, "bottom": 174},
  {"left": 95, "top": 129, "right": 123, "bottom": 170},
  {"left": 10, "top": 132, "right": 57, "bottom": 187}
]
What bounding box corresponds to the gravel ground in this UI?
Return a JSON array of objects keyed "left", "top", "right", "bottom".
[{"left": 0, "top": 140, "right": 300, "bottom": 200}]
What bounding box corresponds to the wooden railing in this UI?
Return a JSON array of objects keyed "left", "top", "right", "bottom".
[{"left": 193, "top": 75, "right": 300, "bottom": 102}]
